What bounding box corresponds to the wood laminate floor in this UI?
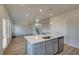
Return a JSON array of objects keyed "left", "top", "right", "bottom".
[
  {"left": 4, "top": 37, "right": 25, "bottom": 55},
  {"left": 4, "top": 37, "right": 79, "bottom": 55}
]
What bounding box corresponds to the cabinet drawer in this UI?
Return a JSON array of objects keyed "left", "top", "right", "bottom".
[
  {"left": 46, "top": 39, "right": 52, "bottom": 45},
  {"left": 33, "top": 46, "right": 45, "bottom": 55},
  {"left": 32, "top": 41, "right": 45, "bottom": 49}
]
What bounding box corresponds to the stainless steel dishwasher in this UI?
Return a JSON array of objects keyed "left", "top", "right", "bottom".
[{"left": 58, "top": 36, "right": 64, "bottom": 53}]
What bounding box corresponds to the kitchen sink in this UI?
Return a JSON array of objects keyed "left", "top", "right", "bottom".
[{"left": 42, "top": 36, "right": 50, "bottom": 39}]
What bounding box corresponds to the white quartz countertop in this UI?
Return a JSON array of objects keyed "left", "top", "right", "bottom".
[{"left": 24, "top": 34, "right": 63, "bottom": 44}]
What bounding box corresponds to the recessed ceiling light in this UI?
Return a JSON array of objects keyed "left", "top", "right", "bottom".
[
  {"left": 35, "top": 23, "right": 38, "bottom": 26},
  {"left": 50, "top": 13, "right": 53, "bottom": 16},
  {"left": 40, "top": 9, "right": 43, "bottom": 12},
  {"left": 50, "top": 22, "right": 53, "bottom": 24},
  {"left": 26, "top": 14, "right": 29, "bottom": 17},
  {"left": 36, "top": 18, "right": 39, "bottom": 22}
]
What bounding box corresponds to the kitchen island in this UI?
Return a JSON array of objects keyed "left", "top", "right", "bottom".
[{"left": 24, "top": 34, "right": 64, "bottom": 55}]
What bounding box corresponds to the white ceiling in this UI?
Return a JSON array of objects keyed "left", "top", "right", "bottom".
[{"left": 5, "top": 4, "right": 79, "bottom": 25}]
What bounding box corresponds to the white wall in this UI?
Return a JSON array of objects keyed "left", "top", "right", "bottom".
[
  {"left": 66, "top": 9, "right": 79, "bottom": 48},
  {"left": 13, "top": 20, "right": 50, "bottom": 36},
  {"left": 0, "top": 5, "right": 12, "bottom": 54},
  {"left": 50, "top": 16, "right": 67, "bottom": 42},
  {"left": 13, "top": 24, "right": 33, "bottom": 36},
  {"left": 50, "top": 9, "right": 79, "bottom": 48}
]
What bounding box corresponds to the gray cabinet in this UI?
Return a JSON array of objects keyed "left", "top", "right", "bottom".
[
  {"left": 33, "top": 46, "right": 45, "bottom": 55},
  {"left": 32, "top": 41, "right": 45, "bottom": 49},
  {"left": 27, "top": 41, "right": 45, "bottom": 55},
  {"left": 58, "top": 36, "right": 64, "bottom": 53},
  {"left": 45, "top": 38, "right": 58, "bottom": 55},
  {"left": 52, "top": 38, "right": 58, "bottom": 54},
  {"left": 27, "top": 42, "right": 33, "bottom": 55},
  {"left": 32, "top": 42, "right": 45, "bottom": 55},
  {"left": 45, "top": 40, "right": 53, "bottom": 55}
]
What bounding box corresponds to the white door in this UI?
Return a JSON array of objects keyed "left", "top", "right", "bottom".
[
  {"left": 0, "top": 18, "right": 3, "bottom": 54},
  {"left": 2, "top": 19, "right": 7, "bottom": 49}
]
